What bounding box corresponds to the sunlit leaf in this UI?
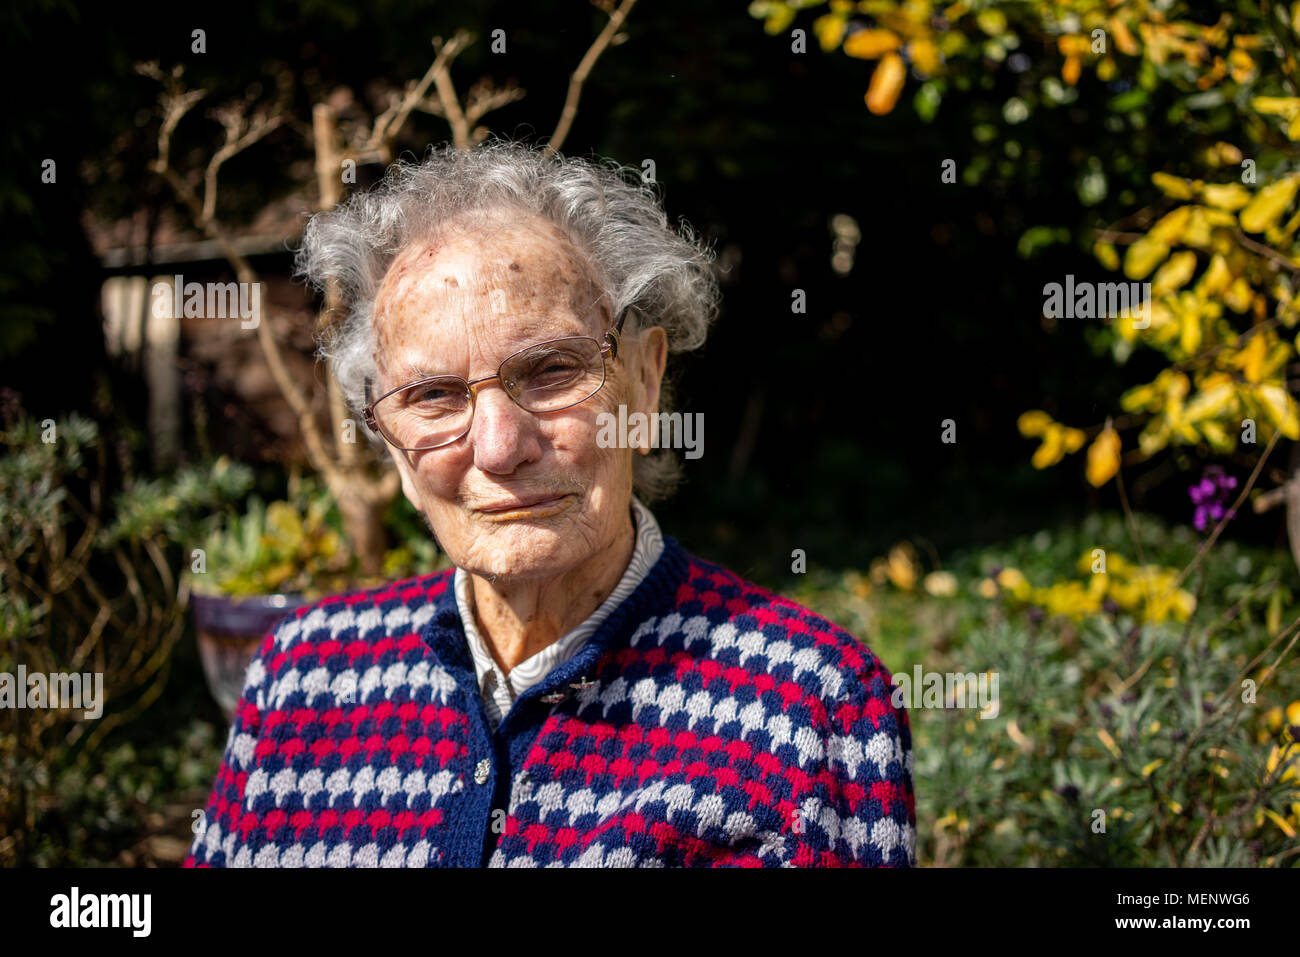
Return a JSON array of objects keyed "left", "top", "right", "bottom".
[
  {"left": 1017, "top": 409, "right": 1051, "bottom": 437},
  {"left": 1125, "top": 236, "right": 1170, "bottom": 279},
  {"left": 1239, "top": 176, "right": 1299, "bottom": 233},
  {"left": 908, "top": 37, "right": 942, "bottom": 76},
  {"left": 1255, "top": 383, "right": 1300, "bottom": 439},
  {"left": 844, "top": 28, "right": 901, "bottom": 59},
  {"left": 1152, "top": 172, "right": 1194, "bottom": 200},
  {"left": 1148, "top": 205, "right": 1191, "bottom": 244},
  {"left": 813, "top": 13, "right": 847, "bottom": 51},
  {"left": 1152, "top": 250, "right": 1197, "bottom": 297},
  {"left": 866, "top": 52, "right": 907, "bottom": 114},
  {"left": 1202, "top": 182, "right": 1250, "bottom": 211},
  {"left": 1094, "top": 240, "right": 1120, "bottom": 271}
]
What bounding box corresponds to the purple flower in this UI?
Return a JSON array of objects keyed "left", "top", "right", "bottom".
[{"left": 1188, "top": 466, "right": 1238, "bottom": 532}]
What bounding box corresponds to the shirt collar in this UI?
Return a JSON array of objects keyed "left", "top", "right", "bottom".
[{"left": 454, "top": 497, "right": 664, "bottom": 704}]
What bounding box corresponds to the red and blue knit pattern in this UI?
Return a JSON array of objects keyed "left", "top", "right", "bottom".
[{"left": 185, "top": 536, "right": 916, "bottom": 867}]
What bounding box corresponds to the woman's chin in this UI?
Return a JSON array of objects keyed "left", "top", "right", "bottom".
[{"left": 452, "top": 521, "right": 582, "bottom": 580}]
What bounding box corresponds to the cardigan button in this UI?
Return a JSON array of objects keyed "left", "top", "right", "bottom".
[
  {"left": 474, "top": 758, "right": 491, "bottom": 784},
  {"left": 539, "top": 691, "right": 567, "bottom": 704}
]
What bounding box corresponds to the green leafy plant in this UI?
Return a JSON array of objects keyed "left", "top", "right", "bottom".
[
  {"left": 789, "top": 511, "right": 1300, "bottom": 866},
  {"left": 0, "top": 400, "right": 252, "bottom": 865},
  {"left": 190, "top": 477, "right": 446, "bottom": 598}
]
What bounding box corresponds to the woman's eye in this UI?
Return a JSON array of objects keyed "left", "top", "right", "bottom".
[
  {"left": 524, "top": 354, "right": 582, "bottom": 381},
  {"left": 408, "top": 384, "right": 461, "bottom": 407}
]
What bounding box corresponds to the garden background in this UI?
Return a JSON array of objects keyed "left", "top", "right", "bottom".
[{"left": 3, "top": 0, "right": 1299, "bottom": 866}]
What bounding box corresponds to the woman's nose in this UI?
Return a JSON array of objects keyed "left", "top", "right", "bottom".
[{"left": 469, "top": 384, "right": 541, "bottom": 474}]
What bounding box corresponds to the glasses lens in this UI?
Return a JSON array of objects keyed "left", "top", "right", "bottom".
[
  {"left": 375, "top": 377, "right": 472, "bottom": 449},
  {"left": 502, "top": 338, "right": 605, "bottom": 412}
]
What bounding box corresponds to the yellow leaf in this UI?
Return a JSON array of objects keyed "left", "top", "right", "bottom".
[
  {"left": 907, "top": 37, "right": 942, "bottom": 76},
  {"left": 866, "top": 52, "right": 906, "bottom": 115},
  {"left": 1251, "top": 96, "right": 1300, "bottom": 120},
  {"left": 1268, "top": 587, "right": 1282, "bottom": 635},
  {"left": 1228, "top": 48, "right": 1255, "bottom": 84},
  {"left": 1028, "top": 422, "right": 1085, "bottom": 469},
  {"left": 1202, "top": 182, "right": 1251, "bottom": 211},
  {"left": 1057, "top": 34, "right": 1090, "bottom": 57},
  {"left": 1256, "top": 384, "right": 1300, "bottom": 439},
  {"left": 1109, "top": 18, "right": 1138, "bottom": 56},
  {"left": 1062, "top": 54, "right": 1081, "bottom": 87},
  {"left": 1240, "top": 177, "right": 1299, "bottom": 233},
  {"left": 1031, "top": 427, "right": 1066, "bottom": 468},
  {"left": 1094, "top": 240, "right": 1119, "bottom": 271},
  {"left": 1183, "top": 375, "right": 1236, "bottom": 422},
  {"left": 1152, "top": 250, "right": 1198, "bottom": 297},
  {"left": 976, "top": 8, "right": 1007, "bottom": 36},
  {"left": 813, "top": 13, "right": 847, "bottom": 51},
  {"left": 1263, "top": 808, "right": 1297, "bottom": 838},
  {"left": 1231, "top": 333, "right": 1269, "bottom": 382},
  {"left": 1124, "top": 236, "right": 1170, "bottom": 279},
  {"left": 1141, "top": 758, "right": 1164, "bottom": 777},
  {"left": 1148, "top": 205, "right": 1192, "bottom": 244},
  {"left": 1200, "top": 420, "right": 1232, "bottom": 452},
  {"left": 885, "top": 543, "right": 917, "bottom": 590},
  {"left": 1152, "top": 172, "right": 1194, "bottom": 200},
  {"left": 1196, "top": 254, "right": 1233, "bottom": 296},
  {"left": 1224, "top": 276, "right": 1254, "bottom": 313},
  {"left": 1017, "top": 409, "right": 1051, "bottom": 437},
  {"left": 1097, "top": 728, "right": 1121, "bottom": 758},
  {"left": 1179, "top": 307, "right": 1202, "bottom": 355},
  {"left": 995, "top": 565, "right": 1026, "bottom": 589},
  {"left": 844, "top": 28, "right": 901, "bottom": 59},
  {"left": 754, "top": 1, "right": 796, "bottom": 35},
  {"left": 1086, "top": 427, "right": 1122, "bottom": 487}
]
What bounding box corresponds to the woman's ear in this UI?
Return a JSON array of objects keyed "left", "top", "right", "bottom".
[{"left": 636, "top": 326, "right": 669, "bottom": 417}]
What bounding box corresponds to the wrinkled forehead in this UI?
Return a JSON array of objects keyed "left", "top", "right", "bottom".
[{"left": 372, "top": 215, "right": 609, "bottom": 347}]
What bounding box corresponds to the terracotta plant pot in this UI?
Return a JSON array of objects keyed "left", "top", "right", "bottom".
[{"left": 191, "top": 592, "right": 309, "bottom": 721}]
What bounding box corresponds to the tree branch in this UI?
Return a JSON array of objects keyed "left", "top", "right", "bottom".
[{"left": 546, "top": 0, "right": 638, "bottom": 157}]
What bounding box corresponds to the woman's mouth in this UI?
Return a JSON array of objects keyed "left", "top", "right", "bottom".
[{"left": 473, "top": 493, "right": 574, "bottom": 520}]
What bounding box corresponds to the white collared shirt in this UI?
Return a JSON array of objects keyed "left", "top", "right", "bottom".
[{"left": 454, "top": 497, "right": 664, "bottom": 732}]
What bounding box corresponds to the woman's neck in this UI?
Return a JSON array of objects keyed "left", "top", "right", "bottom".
[{"left": 468, "top": 512, "right": 636, "bottom": 675}]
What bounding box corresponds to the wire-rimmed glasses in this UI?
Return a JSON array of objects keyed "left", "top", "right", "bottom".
[{"left": 362, "top": 305, "right": 630, "bottom": 452}]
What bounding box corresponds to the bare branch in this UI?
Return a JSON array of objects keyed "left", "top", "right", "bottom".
[
  {"left": 202, "top": 101, "right": 287, "bottom": 223},
  {"left": 429, "top": 31, "right": 476, "bottom": 150},
  {"left": 136, "top": 61, "right": 206, "bottom": 179},
  {"left": 546, "top": 0, "right": 639, "bottom": 156},
  {"left": 463, "top": 76, "right": 527, "bottom": 127},
  {"left": 357, "top": 37, "right": 453, "bottom": 163}
]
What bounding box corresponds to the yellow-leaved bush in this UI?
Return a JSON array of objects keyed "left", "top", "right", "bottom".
[{"left": 746, "top": 2, "right": 1300, "bottom": 493}]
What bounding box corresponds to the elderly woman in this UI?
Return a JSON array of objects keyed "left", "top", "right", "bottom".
[{"left": 185, "top": 140, "right": 916, "bottom": 868}]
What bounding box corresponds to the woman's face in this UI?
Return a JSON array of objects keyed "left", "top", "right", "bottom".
[{"left": 370, "top": 214, "right": 665, "bottom": 582}]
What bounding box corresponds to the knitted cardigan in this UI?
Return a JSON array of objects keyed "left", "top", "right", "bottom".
[{"left": 184, "top": 534, "right": 917, "bottom": 867}]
